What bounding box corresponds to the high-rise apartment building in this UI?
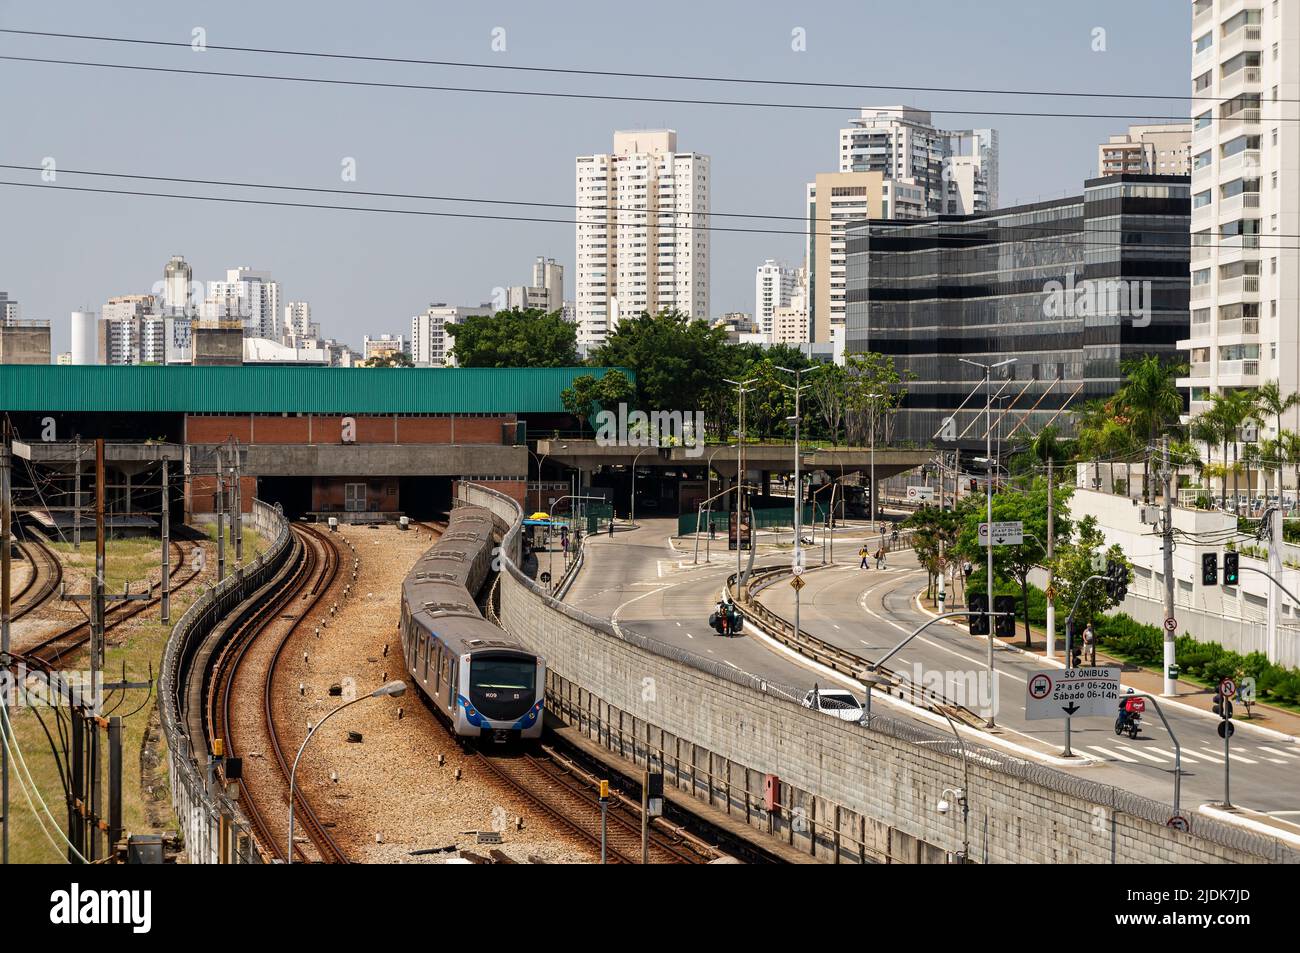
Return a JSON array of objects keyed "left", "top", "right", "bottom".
[
  {"left": 283, "top": 301, "right": 319, "bottom": 342},
  {"left": 1098, "top": 122, "right": 1194, "bottom": 176},
  {"left": 99, "top": 294, "right": 169, "bottom": 364},
  {"left": 162, "top": 255, "right": 193, "bottom": 314},
  {"left": 839, "top": 106, "right": 999, "bottom": 215},
  {"left": 410, "top": 303, "right": 493, "bottom": 367},
  {"left": 363, "top": 334, "right": 408, "bottom": 362},
  {"left": 575, "top": 130, "right": 709, "bottom": 353},
  {"left": 1177, "top": 0, "right": 1300, "bottom": 441},
  {"left": 504, "top": 256, "right": 564, "bottom": 312},
  {"left": 1, "top": 291, "right": 19, "bottom": 324},
  {"left": 203, "top": 267, "right": 281, "bottom": 339},
  {"left": 754, "top": 259, "right": 800, "bottom": 337}
]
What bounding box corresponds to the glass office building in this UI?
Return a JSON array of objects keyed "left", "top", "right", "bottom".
[{"left": 844, "top": 174, "right": 1190, "bottom": 449}]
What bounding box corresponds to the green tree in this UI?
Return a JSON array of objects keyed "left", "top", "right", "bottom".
[
  {"left": 1051, "top": 515, "right": 1128, "bottom": 640},
  {"left": 447, "top": 308, "right": 580, "bottom": 367},
  {"left": 904, "top": 502, "right": 968, "bottom": 601},
  {"left": 560, "top": 370, "right": 636, "bottom": 427},
  {"left": 590, "top": 310, "right": 734, "bottom": 426},
  {"left": 844, "top": 353, "right": 913, "bottom": 446},
  {"left": 955, "top": 477, "right": 1072, "bottom": 645},
  {"left": 361, "top": 350, "right": 413, "bottom": 367},
  {"left": 1256, "top": 380, "right": 1299, "bottom": 497},
  {"left": 1113, "top": 355, "right": 1185, "bottom": 501}
]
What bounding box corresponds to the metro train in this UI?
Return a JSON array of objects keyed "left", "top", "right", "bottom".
[{"left": 399, "top": 504, "right": 545, "bottom": 741}]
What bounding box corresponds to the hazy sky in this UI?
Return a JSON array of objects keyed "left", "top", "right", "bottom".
[{"left": 1, "top": 0, "right": 1190, "bottom": 354}]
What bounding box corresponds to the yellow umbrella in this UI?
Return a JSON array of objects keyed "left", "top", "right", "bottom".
[{"left": 529, "top": 512, "right": 551, "bottom": 521}]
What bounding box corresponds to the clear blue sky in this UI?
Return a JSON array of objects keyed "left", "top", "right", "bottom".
[{"left": 0, "top": 0, "right": 1190, "bottom": 353}]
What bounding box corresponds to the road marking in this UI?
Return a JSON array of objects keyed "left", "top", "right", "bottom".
[
  {"left": 1086, "top": 745, "right": 1140, "bottom": 763},
  {"left": 832, "top": 624, "right": 841, "bottom": 629},
  {"left": 1190, "top": 747, "right": 1224, "bottom": 764},
  {"left": 724, "top": 660, "right": 740, "bottom": 670},
  {"left": 1113, "top": 743, "right": 1169, "bottom": 764},
  {"left": 675, "top": 621, "right": 681, "bottom": 626},
  {"left": 1227, "top": 750, "right": 1258, "bottom": 764},
  {"left": 1256, "top": 745, "right": 1298, "bottom": 759},
  {"left": 685, "top": 632, "right": 694, "bottom": 639}
]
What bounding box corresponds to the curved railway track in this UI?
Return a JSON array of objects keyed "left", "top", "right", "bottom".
[
  {"left": 12, "top": 534, "right": 62, "bottom": 621},
  {"left": 472, "top": 744, "right": 712, "bottom": 864},
  {"left": 210, "top": 522, "right": 349, "bottom": 864},
  {"left": 21, "top": 541, "right": 201, "bottom": 668}
]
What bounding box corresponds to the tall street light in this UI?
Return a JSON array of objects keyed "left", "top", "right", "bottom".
[
  {"left": 723, "top": 377, "right": 758, "bottom": 590},
  {"left": 776, "top": 365, "right": 823, "bottom": 641},
  {"left": 697, "top": 444, "right": 735, "bottom": 564},
  {"left": 628, "top": 447, "right": 652, "bottom": 528},
  {"left": 959, "top": 356, "right": 1016, "bottom": 729},
  {"left": 287, "top": 679, "right": 406, "bottom": 864}
]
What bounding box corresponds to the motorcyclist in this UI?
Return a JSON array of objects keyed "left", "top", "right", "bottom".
[{"left": 1115, "top": 688, "right": 1139, "bottom": 734}]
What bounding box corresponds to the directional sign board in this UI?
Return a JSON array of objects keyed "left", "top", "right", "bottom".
[
  {"left": 906, "top": 485, "right": 935, "bottom": 503},
  {"left": 1025, "top": 667, "right": 1122, "bottom": 720},
  {"left": 978, "top": 521, "right": 1024, "bottom": 546}
]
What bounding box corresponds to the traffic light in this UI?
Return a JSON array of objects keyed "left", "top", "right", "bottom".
[
  {"left": 1071, "top": 648, "right": 1082, "bottom": 668},
  {"left": 968, "top": 593, "right": 989, "bottom": 635},
  {"left": 993, "top": 595, "right": 1016, "bottom": 637},
  {"left": 1201, "top": 552, "right": 1218, "bottom": 586},
  {"left": 1224, "top": 550, "right": 1240, "bottom": 586},
  {"left": 1212, "top": 693, "right": 1234, "bottom": 720},
  {"left": 1106, "top": 559, "right": 1128, "bottom": 602}
]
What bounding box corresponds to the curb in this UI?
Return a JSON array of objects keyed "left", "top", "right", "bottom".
[{"left": 1197, "top": 803, "right": 1300, "bottom": 848}]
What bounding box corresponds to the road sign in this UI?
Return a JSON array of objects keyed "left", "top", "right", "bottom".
[
  {"left": 1219, "top": 677, "right": 1237, "bottom": 699},
  {"left": 978, "top": 521, "right": 1024, "bottom": 546},
  {"left": 1045, "top": 585, "right": 1057, "bottom": 602},
  {"left": 1218, "top": 720, "right": 1235, "bottom": 739},
  {"left": 789, "top": 575, "right": 805, "bottom": 592},
  {"left": 906, "top": 485, "right": 935, "bottom": 503},
  {"left": 1025, "top": 666, "right": 1122, "bottom": 721},
  {"left": 1163, "top": 617, "right": 1178, "bottom": 632},
  {"left": 1167, "top": 815, "right": 1190, "bottom": 832}
]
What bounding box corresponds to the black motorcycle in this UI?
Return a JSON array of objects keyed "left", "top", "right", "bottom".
[{"left": 1114, "top": 709, "right": 1141, "bottom": 739}]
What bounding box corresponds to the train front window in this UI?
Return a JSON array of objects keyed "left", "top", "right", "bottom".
[{"left": 467, "top": 655, "right": 536, "bottom": 720}]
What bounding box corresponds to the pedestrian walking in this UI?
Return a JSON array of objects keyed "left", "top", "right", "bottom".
[
  {"left": 874, "top": 545, "right": 885, "bottom": 570},
  {"left": 859, "top": 544, "right": 870, "bottom": 569},
  {"left": 1082, "top": 622, "right": 1097, "bottom": 667},
  {"left": 608, "top": 517, "right": 615, "bottom": 537}
]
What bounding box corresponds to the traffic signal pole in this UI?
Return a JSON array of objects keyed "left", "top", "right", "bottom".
[{"left": 1063, "top": 573, "right": 1111, "bottom": 758}]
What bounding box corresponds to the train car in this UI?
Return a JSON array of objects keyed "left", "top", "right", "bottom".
[{"left": 399, "top": 505, "right": 545, "bottom": 741}]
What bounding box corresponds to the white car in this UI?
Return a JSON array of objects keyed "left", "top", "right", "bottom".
[{"left": 802, "top": 688, "right": 864, "bottom": 722}]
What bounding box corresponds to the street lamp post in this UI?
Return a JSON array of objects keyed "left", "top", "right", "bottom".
[
  {"left": 959, "top": 356, "right": 1016, "bottom": 730},
  {"left": 287, "top": 680, "right": 406, "bottom": 864},
  {"left": 699, "top": 444, "right": 735, "bottom": 563},
  {"left": 527, "top": 449, "right": 551, "bottom": 514},
  {"left": 776, "top": 366, "right": 823, "bottom": 642},
  {"left": 723, "top": 378, "right": 758, "bottom": 591},
  {"left": 628, "top": 447, "right": 652, "bottom": 528}
]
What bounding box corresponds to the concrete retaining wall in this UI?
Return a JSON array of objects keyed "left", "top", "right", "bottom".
[{"left": 461, "top": 483, "right": 1298, "bottom": 864}]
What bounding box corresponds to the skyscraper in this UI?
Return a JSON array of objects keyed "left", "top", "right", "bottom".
[
  {"left": 1177, "top": 1, "right": 1299, "bottom": 443},
  {"left": 162, "top": 255, "right": 193, "bottom": 314},
  {"left": 754, "top": 259, "right": 799, "bottom": 338},
  {"left": 839, "top": 106, "right": 999, "bottom": 215},
  {"left": 203, "top": 267, "right": 281, "bottom": 339},
  {"left": 575, "top": 130, "right": 709, "bottom": 353}
]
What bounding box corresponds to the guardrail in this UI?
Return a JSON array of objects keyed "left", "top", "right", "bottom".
[
  {"left": 157, "top": 498, "right": 293, "bottom": 864},
  {"left": 735, "top": 563, "right": 982, "bottom": 726}
]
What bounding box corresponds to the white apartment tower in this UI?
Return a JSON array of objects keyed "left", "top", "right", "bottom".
[
  {"left": 839, "top": 106, "right": 999, "bottom": 215},
  {"left": 575, "top": 130, "right": 710, "bottom": 353},
  {"left": 283, "top": 301, "right": 319, "bottom": 342},
  {"left": 504, "top": 256, "right": 565, "bottom": 312},
  {"left": 1098, "top": 122, "right": 1194, "bottom": 176},
  {"left": 203, "top": 267, "right": 281, "bottom": 339},
  {"left": 1177, "top": 0, "right": 1300, "bottom": 441},
  {"left": 410, "top": 303, "right": 493, "bottom": 367},
  {"left": 754, "top": 259, "right": 799, "bottom": 337}
]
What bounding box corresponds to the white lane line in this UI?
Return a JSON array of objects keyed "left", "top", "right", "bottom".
[
  {"left": 675, "top": 621, "right": 681, "bottom": 627},
  {"left": 859, "top": 640, "right": 871, "bottom": 647},
  {"left": 1256, "top": 745, "right": 1299, "bottom": 759},
  {"left": 1190, "top": 747, "right": 1224, "bottom": 764},
  {"left": 833, "top": 624, "right": 841, "bottom": 629},
  {"left": 1086, "top": 746, "right": 1140, "bottom": 763},
  {"left": 685, "top": 632, "right": 694, "bottom": 639},
  {"left": 724, "top": 660, "right": 740, "bottom": 670},
  {"left": 1173, "top": 750, "right": 1201, "bottom": 764},
  {"left": 1113, "top": 743, "right": 1170, "bottom": 764},
  {"left": 1227, "top": 750, "right": 1259, "bottom": 764}
]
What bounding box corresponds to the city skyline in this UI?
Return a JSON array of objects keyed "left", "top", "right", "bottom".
[{"left": 1, "top": 1, "right": 1189, "bottom": 354}]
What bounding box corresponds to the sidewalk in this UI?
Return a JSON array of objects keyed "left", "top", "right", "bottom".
[{"left": 918, "top": 592, "right": 1300, "bottom": 740}]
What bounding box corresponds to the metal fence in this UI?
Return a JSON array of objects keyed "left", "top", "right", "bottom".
[
  {"left": 157, "top": 499, "right": 293, "bottom": 864},
  {"left": 678, "top": 503, "right": 830, "bottom": 537}
]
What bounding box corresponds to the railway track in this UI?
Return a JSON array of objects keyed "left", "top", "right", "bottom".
[
  {"left": 210, "top": 522, "right": 349, "bottom": 864},
  {"left": 12, "top": 533, "right": 62, "bottom": 621},
  {"left": 21, "top": 540, "right": 202, "bottom": 668},
  {"left": 473, "top": 744, "right": 713, "bottom": 864}
]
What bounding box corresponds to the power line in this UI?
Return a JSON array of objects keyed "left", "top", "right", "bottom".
[
  {"left": 0, "top": 53, "right": 1272, "bottom": 123},
  {"left": 0, "top": 27, "right": 1290, "bottom": 107},
  {"left": 10, "top": 166, "right": 1300, "bottom": 253}
]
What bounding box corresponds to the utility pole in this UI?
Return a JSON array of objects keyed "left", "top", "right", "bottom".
[
  {"left": 777, "top": 365, "right": 823, "bottom": 642},
  {"left": 724, "top": 378, "right": 757, "bottom": 592},
  {"left": 232, "top": 439, "right": 242, "bottom": 564},
  {"left": 0, "top": 439, "right": 10, "bottom": 865},
  {"left": 1267, "top": 460, "right": 1283, "bottom": 665},
  {"left": 160, "top": 458, "right": 170, "bottom": 624},
  {"left": 73, "top": 434, "right": 82, "bottom": 550},
  {"left": 1046, "top": 456, "right": 1056, "bottom": 660},
  {"left": 1161, "top": 438, "right": 1177, "bottom": 696},
  {"left": 215, "top": 449, "right": 226, "bottom": 584}
]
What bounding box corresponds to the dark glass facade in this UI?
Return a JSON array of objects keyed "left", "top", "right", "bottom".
[{"left": 844, "top": 174, "right": 1189, "bottom": 449}]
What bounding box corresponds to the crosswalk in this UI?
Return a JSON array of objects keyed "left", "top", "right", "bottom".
[{"left": 1084, "top": 741, "right": 1299, "bottom": 767}]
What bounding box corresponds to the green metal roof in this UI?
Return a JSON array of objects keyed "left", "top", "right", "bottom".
[{"left": 0, "top": 365, "right": 630, "bottom": 414}]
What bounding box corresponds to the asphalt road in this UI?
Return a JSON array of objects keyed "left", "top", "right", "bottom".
[{"left": 567, "top": 519, "right": 1300, "bottom": 823}]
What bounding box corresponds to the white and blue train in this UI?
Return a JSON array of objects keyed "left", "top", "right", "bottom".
[{"left": 399, "top": 505, "right": 545, "bottom": 741}]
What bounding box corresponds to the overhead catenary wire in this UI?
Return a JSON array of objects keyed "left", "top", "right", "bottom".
[
  {"left": 2, "top": 27, "right": 1297, "bottom": 107},
  {"left": 3, "top": 51, "right": 1300, "bottom": 124},
  {"left": 0, "top": 705, "right": 85, "bottom": 863}
]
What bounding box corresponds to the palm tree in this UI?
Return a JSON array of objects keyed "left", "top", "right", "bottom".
[
  {"left": 1189, "top": 412, "right": 1221, "bottom": 492},
  {"left": 1210, "top": 389, "right": 1259, "bottom": 514},
  {"left": 1114, "top": 356, "right": 1186, "bottom": 502},
  {"left": 1256, "top": 381, "right": 1299, "bottom": 499}
]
